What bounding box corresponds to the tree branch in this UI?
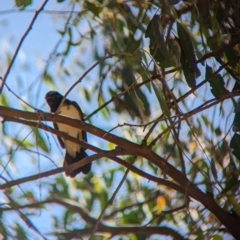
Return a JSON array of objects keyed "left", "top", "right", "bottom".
[
  {"left": 53, "top": 226, "right": 185, "bottom": 240},
  {"left": 1, "top": 106, "right": 240, "bottom": 238},
  {"left": 0, "top": 197, "right": 186, "bottom": 239},
  {"left": 0, "top": 115, "right": 184, "bottom": 194}
]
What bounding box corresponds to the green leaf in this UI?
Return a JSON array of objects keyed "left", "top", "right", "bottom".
[
  {"left": 123, "top": 93, "right": 140, "bottom": 119},
  {"left": 122, "top": 65, "right": 135, "bottom": 85},
  {"left": 85, "top": 1, "right": 102, "bottom": 16},
  {"left": 0, "top": 94, "right": 9, "bottom": 107},
  {"left": 232, "top": 81, "right": 240, "bottom": 92},
  {"left": 209, "top": 75, "right": 228, "bottom": 98},
  {"left": 230, "top": 133, "right": 240, "bottom": 160},
  {"left": 228, "top": 196, "right": 240, "bottom": 215},
  {"left": 121, "top": 65, "right": 150, "bottom": 119},
  {"left": 62, "top": 28, "right": 72, "bottom": 57},
  {"left": 99, "top": 190, "right": 108, "bottom": 210},
  {"left": 177, "top": 21, "right": 200, "bottom": 87},
  {"left": 205, "top": 65, "right": 228, "bottom": 98},
  {"left": 43, "top": 72, "right": 54, "bottom": 87},
  {"left": 207, "top": 33, "right": 221, "bottom": 51},
  {"left": 168, "top": 0, "right": 181, "bottom": 5},
  {"left": 134, "top": 91, "right": 145, "bottom": 110},
  {"left": 177, "top": 22, "right": 196, "bottom": 67},
  {"left": 15, "top": 0, "right": 32, "bottom": 8},
  {"left": 152, "top": 82, "right": 170, "bottom": 117},
  {"left": 180, "top": 51, "right": 196, "bottom": 88},
  {"left": 84, "top": 88, "right": 91, "bottom": 102},
  {"left": 57, "top": 30, "right": 65, "bottom": 36},
  {"left": 16, "top": 223, "right": 27, "bottom": 239},
  {"left": 123, "top": 209, "right": 143, "bottom": 224},
  {"left": 134, "top": 87, "right": 150, "bottom": 116},
  {"left": 211, "top": 235, "right": 222, "bottom": 240},
  {"left": 210, "top": 158, "right": 218, "bottom": 180},
  {"left": 0, "top": 220, "right": 8, "bottom": 239},
  {"left": 166, "top": 38, "right": 181, "bottom": 67},
  {"left": 146, "top": 15, "right": 178, "bottom": 68},
  {"left": 232, "top": 98, "right": 240, "bottom": 132},
  {"left": 63, "top": 210, "right": 70, "bottom": 228},
  {"left": 152, "top": 39, "right": 181, "bottom": 68},
  {"left": 225, "top": 47, "right": 239, "bottom": 68},
  {"left": 15, "top": 138, "right": 34, "bottom": 149},
  {"left": 205, "top": 64, "right": 212, "bottom": 79},
  {"left": 221, "top": 175, "right": 239, "bottom": 194},
  {"left": 145, "top": 15, "right": 163, "bottom": 43},
  {"left": 34, "top": 129, "right": 49, "bottom": 153}
]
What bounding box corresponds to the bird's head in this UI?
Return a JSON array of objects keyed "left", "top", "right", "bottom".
[{"left": 45, "top": 91, "right": 63, "bottom": 112}]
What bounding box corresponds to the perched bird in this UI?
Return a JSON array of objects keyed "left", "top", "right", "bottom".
[{"left": 45, "top": 91, "right": 91, "bottom": 177}]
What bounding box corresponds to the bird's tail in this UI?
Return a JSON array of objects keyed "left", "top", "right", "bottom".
[{"left": 64, "top": 149, "right": 91, "bottom": 178}]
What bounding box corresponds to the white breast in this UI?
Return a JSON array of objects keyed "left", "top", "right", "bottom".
[{"left": 57, "top": 104, "right": 83, "bottom": 157}]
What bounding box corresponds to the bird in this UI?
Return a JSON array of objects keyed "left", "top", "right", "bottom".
[{"left": 45, "top": 91, "right": 91, "bottom": 177}]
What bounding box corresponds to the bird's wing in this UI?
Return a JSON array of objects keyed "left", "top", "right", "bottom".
[
  {"left": 70, "top": 101, "right": 87, "bottom": 143},
  {"left": 53, "top": 122, "right": 65, "bottom": 149}
]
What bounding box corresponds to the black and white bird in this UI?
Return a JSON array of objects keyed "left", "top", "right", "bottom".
[{"left": 45, "top": 91, "right": 91, "bottom": 177}]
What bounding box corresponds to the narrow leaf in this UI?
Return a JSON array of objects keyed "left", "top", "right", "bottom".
[
  {"left": 85, "top": 1, "right": 102, "bottom": 16},
  {"left": 177, "top": 22, "right": 200, "bottom": 83},
  {"left": 210, "top": 158, "right": 218, "bottom": 180},
  {"left": 155, "top": 196, "right": 166, "bottom": 214},
  {"left": 205, "top": 65, "right": 228, "bottom": 98},
  {"left": 232, "top": 98, "right": 240, "bottom": 132},
  {"left": 34, "top": 129, "right": 49, "bottom": 153},
  {"left": 134, "top": 91, "right": 145, "bottom": 110},
  {"left": 230, "top": 133, "right": 240, "bottom": 160},
  {"left": 180, "top": 51, "right": 196, "bottom": 88},
  {"left": 15, "top": 0, "right": 32, "bottom": 9},
  {"left": 152, "top": 83, "right": 170, "bottom": 117}
]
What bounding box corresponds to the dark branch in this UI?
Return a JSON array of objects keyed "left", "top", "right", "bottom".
[{"left": 53, "top": 226, "right": 185, "bottom": 240}]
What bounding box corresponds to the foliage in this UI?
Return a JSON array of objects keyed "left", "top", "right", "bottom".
[{"left": 0, "top": 0, "right": 240, "bottom": 239}]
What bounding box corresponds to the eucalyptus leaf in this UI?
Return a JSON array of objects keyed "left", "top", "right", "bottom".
[
  {"left": 177, "top": 21, "right": 200, "bottom": 86},
  {"left": 34, "top": 129, "right": 49, "bottom": 153},
  {"left": 152, "top": 82, "right": 170, "bottom": 117},
  {"left": 230, "top": 133, "right": 240, "bottom": 160}
]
